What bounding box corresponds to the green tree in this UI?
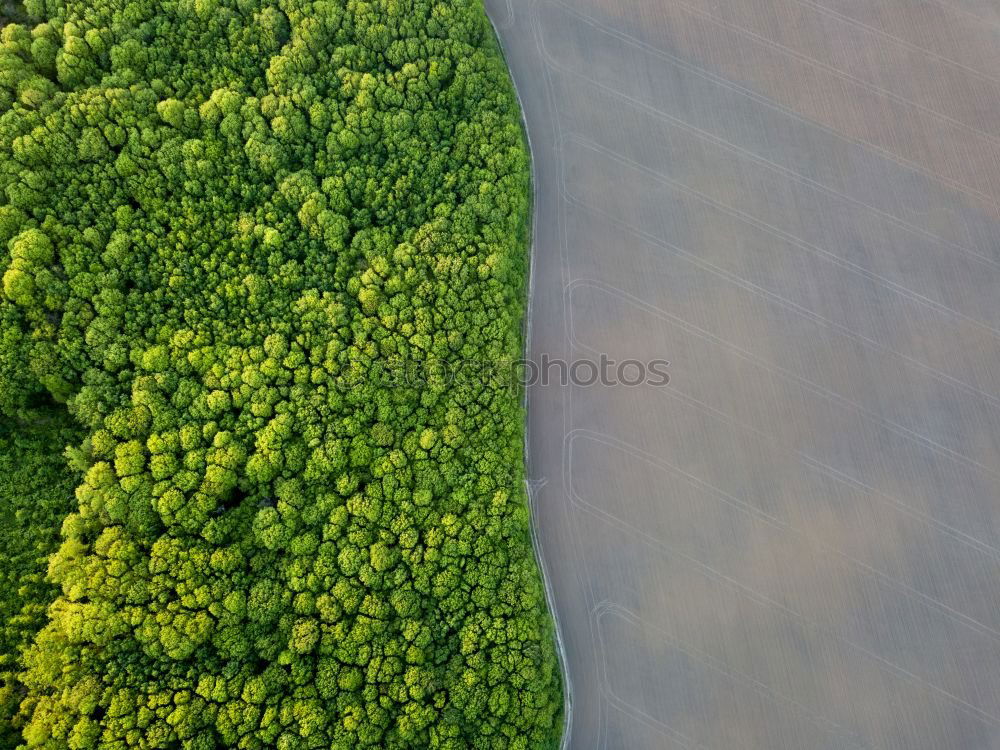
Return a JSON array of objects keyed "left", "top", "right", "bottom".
[{"left": 0, "top": 0, "right": 561, "bottom": 747}]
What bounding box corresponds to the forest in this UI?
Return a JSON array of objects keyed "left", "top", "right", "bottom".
[{"left": 0, "top": 0, "right": 561, "bottom": 747}]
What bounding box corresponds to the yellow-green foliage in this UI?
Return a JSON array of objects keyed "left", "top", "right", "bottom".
[
  {"left": 0, "top": 1, "right": 560, "bottom": 747},
  {"left": 0, "top": 406, "right": 79, "bottom": 749}
]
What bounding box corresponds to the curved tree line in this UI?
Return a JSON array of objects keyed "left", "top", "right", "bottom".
[{"left": 0, "top": 0, "right": 561, "bottom": 747}]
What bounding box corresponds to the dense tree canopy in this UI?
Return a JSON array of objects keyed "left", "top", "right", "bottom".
[
  {"left": 0, "top": 0, "right": 561, "bottom": 747},
  {"left": 0, "top": 404, "right": 80, "bottom": 748}
]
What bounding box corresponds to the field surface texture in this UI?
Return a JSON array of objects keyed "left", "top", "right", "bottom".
[{"left": 486, "top": 0, "right": 1000, "bottom": 748}]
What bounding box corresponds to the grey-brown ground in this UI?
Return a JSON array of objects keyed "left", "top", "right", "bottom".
[{"left": 486, "top": 1, "right": 1000, "bottom": 747}]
